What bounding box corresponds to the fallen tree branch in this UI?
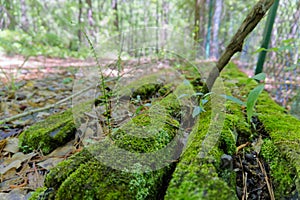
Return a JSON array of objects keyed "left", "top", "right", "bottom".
[{"left": 203, "top": 0, "right": 275, "bottom": 92}]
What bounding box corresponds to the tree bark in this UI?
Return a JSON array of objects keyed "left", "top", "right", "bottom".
[
  {"left": 20, "top": 0, "right": 29, "bottom": 32},
  {"left": 112, "top": 0, "right": 119, "bottom": 31},
  {"left": 78, "top": 0, "right": 83, "bottom": 43}
]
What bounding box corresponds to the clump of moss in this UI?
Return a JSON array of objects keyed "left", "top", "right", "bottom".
[
  {"left": 165, "top": 103, "right": 239, "bottom": 199},
  {"left": 132, "top": 83, "right": 162, "bottom": 99},
  {"left": 28, "top": 187, "right": 47, "bottom": 200},
  {"left": 224, "top": 63, "right": 300, "bottom": 197},
  {"left": 44, "top": 94, "right": 182, "bottom": 199},
  {"left": 261, "top": 139, "right": 297, "bottom": 198},
  {"left": 18, "top": 108, "right": 76, "bottom": 154}
]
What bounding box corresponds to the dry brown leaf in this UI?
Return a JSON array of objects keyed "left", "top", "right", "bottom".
[{"left": 3, "top": 137, "right": 19, "bottom": 153}]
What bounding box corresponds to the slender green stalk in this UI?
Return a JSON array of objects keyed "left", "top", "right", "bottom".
[{"left": 83, "top": 31, "right": 111, "bottom": 132}]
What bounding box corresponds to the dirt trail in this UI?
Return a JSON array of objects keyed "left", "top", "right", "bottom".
[{"left": 0, "top": 54, "right": 96, "bottom": 82}]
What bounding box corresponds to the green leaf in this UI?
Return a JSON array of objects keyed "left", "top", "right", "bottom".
[
  {"left": 192, "top": 106, "right": 203, "bottom": 118},
  {"left": 282, "top": 38, "right": 295, "bottom": 44},
  {"left": 252, "top": 47, "right": 267, "bottom": 54},
  {"left": 203, "top": 92, "right": 213, "bottom": 98},
  {"left": 135, "top": 105, "right": 144, "bottom": 115},
  {"left": 247, "top": 84, "right": 264, "bottom": 122},
  {"left": 268, "top": 47, "right": 279, "bottom": 52},
  {"left": 192, "top": 92, "right": 204, "bottom": 97},
  {"left": 201, "top": 99, "right": 208, "bottom": 105},
  {"left": 178, "top": 94, "right": 189, "bottom": 99},
  {"left": 252, "top": 73, "right": 266, "bottom": 81},
  {"left": 220, "top": 95, "right": 246, "bottom": 106}
]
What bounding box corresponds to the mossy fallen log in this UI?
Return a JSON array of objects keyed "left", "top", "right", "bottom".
[
  {"left": 257, "top": 89, "right": 300, "bottom": 198},
  {"left": 18, "top": 100, "right": 94, "bottom": 154},
  {"left": 165, "top": 63, "right": 300, "bottom": 199},
  {"left": 223, "top": 64, "right": 300, "bottom": 198},
  {"left": 164, "top": 83, "right": 248, "bottom": 200},
  {"left": 25, "top": 63, "right": 300, "bottom": 199},
  {"left": 32, "top": 93, "right": 183, "bottom": 200}
]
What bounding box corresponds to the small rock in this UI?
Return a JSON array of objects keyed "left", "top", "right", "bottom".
[{"left": 220, "top": 154, "right": 233, "bottom": 170}]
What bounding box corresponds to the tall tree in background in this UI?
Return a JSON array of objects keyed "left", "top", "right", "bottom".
[
  {"left": 161, "top": 0, "right": 169, "bottom": 46},
  {"left": 20, "top": 0, "right": 29, "bottom": 32},
  {"left": 112, "top": 0, "right": 119, "bottom": 31},
  {"left": 212, "top": 0, "right": 222, "bottom": 59},
  {"left": 3, "top": 0, "right": 16, "bottom": 30},
  {"left": 194, "top": 0, "right": 207, "bottom": 56},
  {"left": 194, "top": 0, "right": 201, "bottom": 45},
  {"left": 205, "top": 0, "right": 214, "bottom": 58},
  {"left": 78, "top": 0, "right": 83, "bottom": 43},
  {"left": 86, "top": 0, "right": 93, "bottom": 27}
]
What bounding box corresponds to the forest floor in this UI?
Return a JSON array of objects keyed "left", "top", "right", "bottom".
[{"left": 0, "top": 54, "right": 297, "bottom": 199}]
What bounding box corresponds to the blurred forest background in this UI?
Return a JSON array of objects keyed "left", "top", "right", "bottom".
[{"left": 0, "top": 0, "right": 299, "bottom": 115}]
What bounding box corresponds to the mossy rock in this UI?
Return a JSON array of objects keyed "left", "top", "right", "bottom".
[
  {"left": 18, "top": 100, "right": 94, "bottom": 154},
  {"left": 18, "top": 108, "right": 76, "bottom": 154}
]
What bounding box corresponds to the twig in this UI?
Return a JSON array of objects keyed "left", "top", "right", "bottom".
[
  {"left": 243, "top": 172, "right": 248, "bottom": 200},
  {"left": 236, "top": 142, "right": 250, "bottom": 153},
  {"left": 257, "top": 158, "right": 275, "bottom": 200}
]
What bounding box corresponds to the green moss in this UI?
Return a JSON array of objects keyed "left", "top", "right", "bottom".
[
  {"left": 28, "top": 187, "right": 48, "bottom": 200},
  {"left": 18, "top": 108, "right": 76, "bottom": 154},
  {"left": 165, "top": 96, "right": 250, "bottom": 199},
  {"left": 261, "top": 139, "right": 297, "bottom": 198},
  {"left": 53, "top": 161, "right": 171, "bottom": 200},
  {"left": 132, "top": 83, "right": 162, "bottom": 99},
  {"left": 45, "top": 149, "right": 94, "bottom": 189},
  {"left": 256, "top": 92, "right": 300, "bottom": 196},
  {"left": 223, "top": 63, "right": 300, "bottom": 198},
  {"left": 158, "top": 83, "right": 174, "bottom": 96},
  {"left": 44, "top": 94, "right": 181, "bottom": 199}
]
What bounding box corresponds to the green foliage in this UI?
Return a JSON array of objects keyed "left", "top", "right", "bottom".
[
  {"left": 222, "top": 73, "right": 266, "bottom": 123},
  {"left": 179, "top": 91, "right": 211, "bottom": 118},
  {"left": 246, "top": 84, "right": 264, "bottom": 122},
  {"left": 0, "top": 30, "right": 89, "bottom": 58},
  {"left": 253, "top": 38, "right": 296, "bottom": 54}
]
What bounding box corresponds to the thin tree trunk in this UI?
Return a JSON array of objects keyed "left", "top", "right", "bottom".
[
  {"left": 86, "top": 0, "right": 93, "bottom": 27},
  {"left": 20, "top": 0, "right": 29, "bottom": 32},
  {"left": 205, "top": 0, "right": 214, "bottom": 58},
  {"left": 194, "top": 0, "right": 201, "bottom": 44},
  {"left": 4, "top": 0, "right": 16, "bottom": 30},
  {"left": 112, "top": 0, "right": 119, "bottom": 31},
  {"left": 161, "top": 0, "right": 169, "bottom": 47},
  {"left": 155, "top": 0, "right": 159, "bottom": 53},
  {"left": 78, "top": 0, "right": 83, "bottom": 43},
  {"left": 212, "top": 0, "right": 222, "bottom": 59}
]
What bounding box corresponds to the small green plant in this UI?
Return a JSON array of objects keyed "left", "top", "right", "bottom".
[
  {"left": 179, "top": 91, "right": 212, "bottom": 118},
  {"left": 221, "top": 73, "right": 266, "bottom": 123}
]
